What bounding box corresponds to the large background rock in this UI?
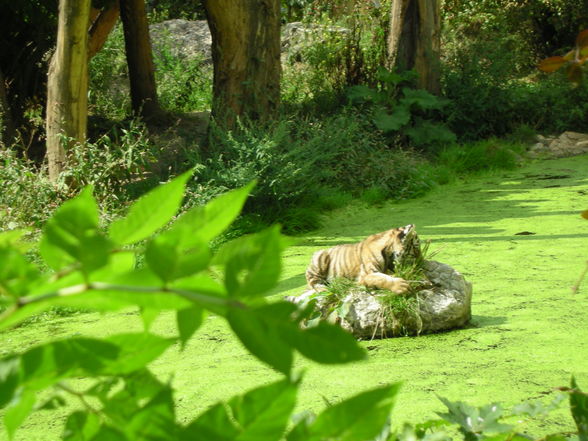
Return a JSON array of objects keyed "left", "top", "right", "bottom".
[
  {"left": 150, "top": 19, "right": 212, "bottom": 63},
  {"left": 288, "top": 260, "right": 472, "bottom": 339},
  {"left": 149, "top": 20, "right": 349, "bottom": 65},
  {"left": 528, "top": 131, "right": 588, "bottom": 158}
]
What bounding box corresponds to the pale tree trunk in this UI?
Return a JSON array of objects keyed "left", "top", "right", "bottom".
[
  {"left": 387, "top": 0, "right": 441, "bottom": 94},
  {"left": 88, "top": 2, "right": 120, "bottom": 59},
  {"left": 119, "top": 0, "right": 161, "bottom": 120},
  {"left": 46, "top": 0, "right": 91, "bottom": 181},
  {"left": 203, "top": 0, "right": 281, "bottom": 130}
]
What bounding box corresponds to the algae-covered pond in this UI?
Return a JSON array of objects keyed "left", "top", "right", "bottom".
[{"left": 2, "top": 154, "right": 588, "bottom": 440}]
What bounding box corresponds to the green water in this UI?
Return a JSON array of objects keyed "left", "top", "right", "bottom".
[{"left": 2, "top": 154, "right": 588, "bottom": 439}]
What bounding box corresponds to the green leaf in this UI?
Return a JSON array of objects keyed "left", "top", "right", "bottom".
[
  {"left": 176, "top": 306, "right": 205, "bottom": 349},
  {"left": 511, "top": 394, "right": 565, "bottom": 418},
  {"left": 405, "top": 121, "right": 456, "bottom": 147},
  {"left": 228, "top": 379, "right": 298, "bottom": 441},
  {"left": 286, "top": 411, "right": 314, "bottom": 441},
  {"left": 103, "top": 333, "right": 175, "bottom": 375},
  {"left": 306, "top": 383, "right": 401, "bottom": 441},
  {"left": 174, "top": 182, "right": 255, "bottom": 243},
  {"left": 215, "top": 225, "right": 284, "bottom": 298},
  {"left": 289, "top": 321, "right": 366, "bottom": 364},
  {"left": 181, "top": 402, "right": 240, "bottom": 441},
  {"left": 0, "top": 230, "right": 32, "bottom": 252},
  {"left": 182, "top": 380, "right": 298, "bottom": 441},
  {"left": 140, "top": 308, "right": 160, "bottom": 331},
  {"left": 109, "top": 170, "right": 193, "bottom": 245},
  {"left": 4, "top": 389, "right": 35, "bottom": 440},
  {"left": 373, "top": 107, "right": 411, "bottom": 133},
  {"left": 0, "top": 247, "right": 42, "bottom": 297},
  {"left": 39, "top": 187, "right": 111, "bottom": 273},
  {"left": 19, "top": 338, "right": 119, "bottom": 390},
  {"left": 0, "top": 357, "right": 20, "bottom": 408},
  {"left": 376, "top": 68, "right": 405, "bottom": 86},
  {"left": 62, "top": 411, "right": 101, "bottom": 441},
  {"left": 3, "top": 335, "right": 171, "bottom": 398},
  {"left": 88, "top": 425, "right": 128, "bottom": 441},
  {"left": 127, "top": 386, "right": 178, "bottom": 440},
  {"left": 437, "top": 398, "right": 512, "bottom": 436},
  {"left": 145, "top": 233, "right": 210, "bottom": 283},
  {"left": 228, "top": 303, "right": 293, "bottom": 375},
  {"left": 37, "top": 395, "right": 67, "bottom": 411},
  {"left": 346, "top": 85, "right": 382, "bottom": 104},
  {"left": 570, "top": 377, "right": 588, "bottom": 441},
  {"left": 401, "top": 88, "right": 446, "bottom": 110}
]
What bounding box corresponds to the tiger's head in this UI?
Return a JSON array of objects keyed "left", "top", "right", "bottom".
[{"left": 380, "top": 224, "right": 422, "bottom": 270}]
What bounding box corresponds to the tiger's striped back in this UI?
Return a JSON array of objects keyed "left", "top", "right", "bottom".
[{"left": 305, "top": 225, "right": 417, "bottom": 293}]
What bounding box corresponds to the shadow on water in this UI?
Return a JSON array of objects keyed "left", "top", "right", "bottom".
[
  {"left": 469, "top": 315, "right": 509, "bottom": 328},
  {"left": 282, "top": 156, "right": 588, "bottom": 289}
]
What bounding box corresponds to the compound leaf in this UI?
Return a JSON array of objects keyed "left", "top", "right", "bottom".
[
  {"left": 109, "top": 170, "right": 193, "bottom": 245},
  {"left": 229, "top": 379, "right": 298, "bottom": 441},
  {"left": 306, "top": 383, "right": 401, "bottom": 441}
]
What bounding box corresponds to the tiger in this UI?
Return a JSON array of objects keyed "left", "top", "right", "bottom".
[{"left": 305, "top": 224, "right": 421, "bottom": 295}]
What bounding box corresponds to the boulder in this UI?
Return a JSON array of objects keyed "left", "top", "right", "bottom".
[
  {"left": 148, "top": 20, "right": 350, "bottom": 65},
  {"left": 528, "top": 132, "right": 588, "bottom": 158},
  {"left": 149, "top": 19, "right": 212, "bottom": 63},
  {"left": 287, "top": 260, "right": 472, "bottom": 339},
  {"left": 281, "top": 21, "right": 349, "bottom": 62}
]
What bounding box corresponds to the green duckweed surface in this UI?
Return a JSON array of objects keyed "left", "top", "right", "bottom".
[{"left": 2, "top": 154, "right": 588, "bottom": 440}]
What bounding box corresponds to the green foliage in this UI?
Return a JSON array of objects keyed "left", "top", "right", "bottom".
[
  {"left": 89, "top": 24, "right": 130, "bottom": 120},
  {"left": 347, "top": 69, "right": 456, "bottom": 151},
  {"left": 281, "top": 1, "right": 389, "bottom": 106},
  {"left": 0, "top": 179, "right": 388, "bottom": 439},
  {"left": 89, "top": 23, "right": 212, "bottom": 118},
  {"left": 436, "top": 139, "right": 524, "bottom": 174},
  {"left": 152, "top": 34, "right": 212, "bottom": 113},
  {"left": 441, "top": 3, "right": 588, "bottom": 139},
  {"left": 188, "top": 112, "right": 439, "bottom": 234},
  {"left": 0, "top": 119, "right": 157, "bottom": 233}
]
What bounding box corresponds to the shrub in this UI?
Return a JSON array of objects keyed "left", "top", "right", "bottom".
[
  {"left": 0, "top": 120, "right": 157, "bottom": 231},
  {"left": 347, "top": 68, "right": 457, "bottom": 151},
  {"left": 185, "top": 110, "right": 441, "bottom": 233},
  {"left": 437, "top": 139, "right": 524, "bottom": 174},
  {"left": 152, "top": 33, "right": 212, "bottom": 113},
  {"left": 441, "top": 3, "right": 588, "bottom": 139},
  {"left": 89, "top": 25, "right": 130, "bottom": 120}
]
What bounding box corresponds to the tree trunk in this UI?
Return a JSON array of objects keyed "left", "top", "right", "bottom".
[
  {"left": 119, "top": 0, "right": 160, "bottom": 119},
  {"left": 45, "top": 0, "right": 91, "bottom": 181},
  {"left": 0, "top": 69, "right": 16, "bottom": 147},
  {"left": 88, "top": 2, "right": 120, "bottom": 59},
  {"left": 203, "top": 0, "right": 281, "bottom": 129},
  {"left": 387, "top": 0, "right": 440, "bottom": 94}
]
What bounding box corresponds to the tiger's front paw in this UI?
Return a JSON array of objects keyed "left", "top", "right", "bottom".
[{"left": 386, "top": 277, "right": 409, "bottom": 294}]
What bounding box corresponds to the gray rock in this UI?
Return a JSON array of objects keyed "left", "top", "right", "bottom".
[
  {"left": 529, "top": 131, "right": 588, "bottom": 158},
  {"left": 281, "top": 21, "right": 349, "bottom": 63},
  {"left": 287, "top": 260, "right": 472, "bottom": 339},
  {"left": 150, "top": 19, "right": 212, "bottom": 63},
  {"left": 148, "top": 20, "right": 349, "bottom": 66}
]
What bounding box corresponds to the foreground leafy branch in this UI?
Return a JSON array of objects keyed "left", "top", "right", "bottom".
[{"left": 0, "top": 172, "right": 586, "bottom": 440}]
